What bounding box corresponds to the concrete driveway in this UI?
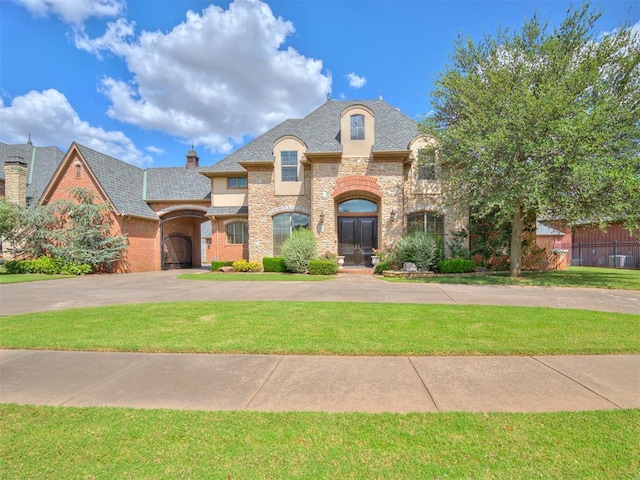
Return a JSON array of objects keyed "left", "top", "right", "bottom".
[{"left": 1, "top": 268, "right": 639, "bottom": 315}]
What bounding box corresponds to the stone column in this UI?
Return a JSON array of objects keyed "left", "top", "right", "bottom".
[{"left": 3, "top": 157, "right": 28, "bottom": 206}]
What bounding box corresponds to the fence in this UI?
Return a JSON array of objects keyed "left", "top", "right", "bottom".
[{"left": 559, "top": 241, "right": 640, "bottom": 269}]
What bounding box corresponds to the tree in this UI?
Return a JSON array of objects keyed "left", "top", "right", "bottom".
[{"left": 421, "top": 3, "right": 640, "bottom": 276}]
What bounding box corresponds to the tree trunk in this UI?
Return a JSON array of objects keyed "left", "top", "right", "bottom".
[{"left": 509, "top": 203, "right": 524, "bottom": 277}]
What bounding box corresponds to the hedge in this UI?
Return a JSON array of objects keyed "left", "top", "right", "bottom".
[
  {"left": 263, "top": 257, "right": 287, "bottom": 272},
  {"left": 308, "top": 259, "right": 339, "bottom": 275},
  {"left": 438, "top": 258, "right": 477, "bottom": 273}
]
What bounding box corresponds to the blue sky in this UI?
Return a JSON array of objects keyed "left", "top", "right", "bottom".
[{"left": 1, "top": 0, "right": 638, "bottom": 168}]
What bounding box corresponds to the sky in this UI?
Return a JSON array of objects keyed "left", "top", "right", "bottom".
[{"left": 1, "top": 0, "right": 638, "bottom": 169}]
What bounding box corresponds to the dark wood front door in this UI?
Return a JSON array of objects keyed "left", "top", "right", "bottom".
[
  {"left": 162, "top": 233, "right": 193, "bottom": 269},
  {"left": 338, "top": 216, "right": 378, "bottom": 267}
]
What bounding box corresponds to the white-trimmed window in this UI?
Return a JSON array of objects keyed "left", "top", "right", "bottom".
[
  {"left": 281, "top": 151, "right": 298, "bottom": 182},
  {"left": 273, "top": 212, "right": 309, "bottom": 256},
  {"left": 226, "top": 222, "right": 248, "bottom": 245},
  {"left": 350, "top": 114, "right": 365, "bottom": 140},
  {"left": 228, "top": 177, "right": 248, "bottom": 189}
]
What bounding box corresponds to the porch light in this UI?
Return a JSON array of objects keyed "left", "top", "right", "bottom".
[
  {"left": 319, "top": 212, "right": 325, "bottom": 223},
  {"left": 390, "top": 210, "right": 396, "bottom": 222}
]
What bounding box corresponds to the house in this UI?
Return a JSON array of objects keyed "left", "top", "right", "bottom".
[
  {"left": 199, "top": 98, "right": 466, "bottom": 267},
  {"left": 2, "top": 99, "right": 465, "bottom": 271}
]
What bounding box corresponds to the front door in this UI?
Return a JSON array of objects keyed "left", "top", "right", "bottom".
[{"left": 338, "top": 217, "right": 378, "bottom": 267}]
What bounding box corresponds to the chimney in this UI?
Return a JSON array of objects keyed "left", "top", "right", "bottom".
[
  {"left": 186, "top": 146, "right": 199, "bottom": 170},
  {"left": 4, "top": 156, "right": 28, "bottom": 206}
]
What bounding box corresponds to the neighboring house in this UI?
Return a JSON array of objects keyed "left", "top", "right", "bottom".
[
  {"left": 199, "top": 99, "right": 466, "bottom": 267},
  {"left": 2, "top": 140, "right": 210, "bottom": 272}
]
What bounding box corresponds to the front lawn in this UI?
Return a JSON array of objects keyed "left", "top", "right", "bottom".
[
  {"left": 384, "top": 266, "right": 640, "bottom": 290},
  {"left": 2, "top": 405, "right": 638, "bottom": 479},
  {"left": 180, "top": 272, "right": 335, "bottom": 281},
  {"left": 0, "top": 271, "right": 71, "bottom": 284},
  {"left": 1, "top": 302, "right": 637, "bottom": 355}
]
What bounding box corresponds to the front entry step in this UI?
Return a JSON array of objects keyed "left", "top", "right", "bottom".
[{"left": 339, "top": 267, "right": 374, "bottom": 275}]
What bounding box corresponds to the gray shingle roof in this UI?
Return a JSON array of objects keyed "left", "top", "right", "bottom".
[
  {"left": 200, "top": 100, "right": 419, "bottom": 173},
  {"left": 75, "top": 144, "right": 158, "bottom": 220},
  {"left": 536, "top": 221, "right": 565, "bottom": 236},
  {"left": 0, "top": 142, "right": 65, "bottom": 204},
  {"left": 206, "top": 206, "right": 248, "bottom": 217},
  {"left": 145, "top": 167, "right": 211, "bottom": 201}
]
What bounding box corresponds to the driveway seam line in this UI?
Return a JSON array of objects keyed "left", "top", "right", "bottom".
[
  {"left": 436, "top": 285, "right": 458, "bottom": 305},
  {"left": 408, "top": 357, "right": 440, "bottom": 412},
  {"left": 530, "top": 356, "right": 623, "bottom": 409},
  {"left": 243, "top": 355, "right": 284, "bottom": 410},
  {"left": 59, "top": 354, "right": 153, "bottom": 407}
]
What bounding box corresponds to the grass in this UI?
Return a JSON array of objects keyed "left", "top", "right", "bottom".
[
  {"left": 384, "top": 266, "right": 640, "bottom": 290},
  {"left": 1, "top": 302, "right": 638, "bottom": 355},
  {"left": 0, "top": 271, "right": 70, "bottom": 284},
  {"left": 179, "top": 272, "right": 335, "bottom": 281},
  {"left": 2, "top": 404, "right": 638, "bottom": 479}
]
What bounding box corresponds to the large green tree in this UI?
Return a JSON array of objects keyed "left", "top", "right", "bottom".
[{"left": 421, "top": 3, "right": 640, "bottom": 276}]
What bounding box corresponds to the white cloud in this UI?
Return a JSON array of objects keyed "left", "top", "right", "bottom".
[
  {"left": 15, "top": 0, "right": 124, "bottom": 25},
  {"left": 0, "top": 89, "right": 152, "bottom": 167},
  {"left": 346, "top": 73, "right": 367, "bottom": 89},
  {"left": 146, "top": 145, "right": 164, "bottom": 155},
  {"left": 74, "top": 0, "right": 332, "bottom": 154}
]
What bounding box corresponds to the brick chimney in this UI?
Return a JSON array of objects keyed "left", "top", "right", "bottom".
[
  {"left": 186, "top": 146, "right": 199, "bottom": 170},
  {"left": 3, "top": 156, "right": 28, "bottom": 206}
]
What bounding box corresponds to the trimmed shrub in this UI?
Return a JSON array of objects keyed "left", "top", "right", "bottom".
[
  {"left": 308, "top": 259, "right": 338, "bottom": 275},
  {"left": 211, "top": 261, "right": 234, "bottom": 271},
  {"left": 438, "top": 258, "right": 477, "bottom": 273},
  {"left": 397, "top": 232, "right": 438, "bottom": 271},
  {"left": 232, "top": 259, "right": 261, "bottom": 272},
  {"left": 374, "top": 261, "right": 391, "bottom": 275},
  {"left": 27, "top": 257, "right": 64, "bottom": 275},
  {"left": 263, "top": 257, "right": 287, "bottom": 272},
  {"left": 281, "top": 229, "right": 317, "bottom": 273},
  {"left": 60, "top": 263, "right": 92, "bottom": 275},
  {"left": 4, "top": 259, "right": 26, "bottom": 274}
]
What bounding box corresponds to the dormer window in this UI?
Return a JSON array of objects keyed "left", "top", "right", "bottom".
[
  {"left": 417, "top": 149, "right": 436, "bottom": 180},
  {"left": 281, "top": 151, "right": 298, "bottom": 182},
  {"left": 350, "top": 114, "right": 365, "bottom": 140}
]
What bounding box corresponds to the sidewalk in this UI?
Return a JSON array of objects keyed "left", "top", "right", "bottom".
[{"left": 2, "top": 349, "right": 638, "bottom": 413}]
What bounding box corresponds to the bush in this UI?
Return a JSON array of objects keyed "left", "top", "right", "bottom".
[
  {"left": 211, "top": 261, "right": 234, "bottom": 271},
  {"left": 308, "top": 259, "right": 338, "bottom": 275},
  {"left": 4, "top": 259, "right": 26, "bottom": 274},
  {"left": 27, "top": 257, "right": 64, "bottom": 275},
  {"left": 3, "top": 257, "right": 91, "bottom": 275},
  {"left": 373, "top": 245, "right": 402, "bottom": 270},
  {"left": 374, "top": 261, "right": 391, "bottom": 275},
  {"left": 281, "top": 229, "right": 317, "bottom": 273},
  {"left": 60, "top": 263, "right": 92, "bottom": 275},
  {"left": 396, "top": 232, "right": 439, "bottom": 271},
  {"left": 232, "top": 259, "right": 261, "bottom": 272},
  {"left": 438, "top": 258, "right": 477, "bottom": 273},
  {"left": 263, "top": 257, "right": 287, "bottom": 272}
]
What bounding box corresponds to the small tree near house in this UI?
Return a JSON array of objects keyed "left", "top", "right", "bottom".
[{"left": 421, "top": 2, "right": 640, "bottom": 276}]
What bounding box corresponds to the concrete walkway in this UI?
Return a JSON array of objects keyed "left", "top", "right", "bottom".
[
  {"left": 1, "top": 271, "right": 638, "bottom": 413},
  {"left": 2, "top": 349, "right": 638, "bottom": 413}
]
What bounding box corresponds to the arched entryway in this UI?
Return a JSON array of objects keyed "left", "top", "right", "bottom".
[
  {"left": 337, "top": 198, "right": 378, "bottom": 267},
  {"left": 160, "top": 208, "right": 208, "bottom": 270}
]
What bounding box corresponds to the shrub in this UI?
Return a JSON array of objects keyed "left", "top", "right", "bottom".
[
  {"left": 4, "top": 259, "right": 26, "bottom": 274},
  {"left": 308, "top": 259, "right": 338, "bottom": 275},
  {"left": 281, "top": 229, "right": 317, "bottom": 273},
  {"left": 60, "top": 263, "right": 92, "bottom": 275},
  {"left": 373, "top": 245, "right": 402, "bottom": 270},
  {"left": 396, "top": 232, "right": 438, "bottom": 271},
  {"left": 374, "top": 261, "right": 391, "bottom": 275},
  {"left": 27, "top": 257, "right": 64, "bottom": 275},
  {"left": 438, "top": 258, "right": 477, "bottom": 273},
  {"left": 211, "top": 261, "right": 234, "bottom": 271},
  {"left": 232, "top": 259, "right": 261, "bottom": 272},
  {"left": 263, "top": 257, "right": 287, "bottom": 272}
]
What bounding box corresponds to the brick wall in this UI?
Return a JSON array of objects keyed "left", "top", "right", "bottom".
[
  {"left": 573, "top": 222, "right": 638, "bottom": 244},
  {"left": 209, "top": 218, "right": 248, "bottom": 262}
]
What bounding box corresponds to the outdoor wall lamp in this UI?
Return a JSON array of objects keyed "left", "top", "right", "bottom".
[
  {"left": 389, "top": 210, "right": 396, "bottom": 223},
  {"left": 319, "top": 212, "right": 325, "bottom": 223}
]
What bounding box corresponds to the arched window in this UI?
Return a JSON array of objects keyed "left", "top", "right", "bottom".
[
  {"left": 226, "top": 222, "right": 248, "bottom": 245},
  {"left": 350, "top": 114, "right": 365, "bottom": 140},
  {"left": 273, "top": 213, "right": 309, "bottom": 256},
  {"left": 338, "top": 199, "right": 377, "bottom": 213}
]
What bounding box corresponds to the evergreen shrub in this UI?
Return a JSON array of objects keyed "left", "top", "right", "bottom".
[
  {"left": 281, "top": 229, "right": 317, "bottom": 273},
  {"left": 374, "top": 261, "right": 391, "bottom": 275},
  {"left": 263, "top": 257, "right": 287, "bottom": 272},
  {"left": 397, "top": 232, "right": 438, "bottom": 271},
  {"left": 438, "top": 258, "right": 477, "bottom": 273},
  {"left": 211, "top": 261, "right": 234, "bottom": 271},
  {"left": 308, "top": 259, "right": 338, "bottom": 275}
]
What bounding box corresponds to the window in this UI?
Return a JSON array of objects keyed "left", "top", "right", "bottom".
[
  {"left": 226, "top": 222, "right": 248, "bottom": 245},
  {"left": 350, "top": 114, "right": 365, "bottom": 140},
  {"left": 417, "top": 149, "right": 436, "bottom": 180},
  {"left": 228, "top": 177, "right": 247, "bottom": 189},
  {"left": 273, "top": 212, "right": 309, "bottom": 256},
  {"left": 338, "top": 199, "right": 377, "bottom": 213},
  {"left": 74, "top": 162, "right": 82, "bottom": 178},
  {"left": 281, "top": 151, "right": 298, "bottom": 182},
  {"left": 407, "top": 212, "right": 444, "bottom": 238}
]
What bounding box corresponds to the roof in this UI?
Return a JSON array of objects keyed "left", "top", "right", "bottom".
[
  {"left": 206, "top": 206, "right": 248, "bottom": 217},
  {"left": 0, "top": 142, "right": 65, "bottom": 204},
  {"left": 201, "top": 99, "right": 419, "bottom": 173},
  {"left": 74, "top": 144, "right": 158, "bottom": 220},
  {"left": 536, "top": 221, "right": 565, "bottom": 237},
  {"left": 145, "top": 167, "right": 211, "bottom": 201}
]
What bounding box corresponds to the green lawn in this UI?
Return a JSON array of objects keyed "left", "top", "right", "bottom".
[
  {"left": 1, "top": 302, "right": 637, "bottom": 355},
  {"left": 2, "top": 405, "right": 638, "bottom": 479},
  {"left": 0, "top": 272, "right": 71, "bottom": 284},
  {"left": 180, "top": 272, "right": 335, "bottom": 281},
  {"left": 384, "top": 266, "right": 640, "bottom": 290}
]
